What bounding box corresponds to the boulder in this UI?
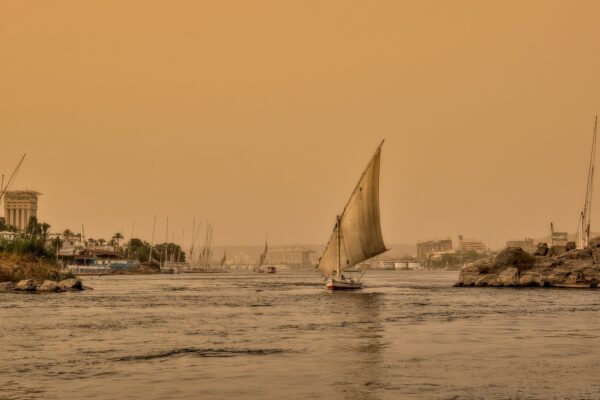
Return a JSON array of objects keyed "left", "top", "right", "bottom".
[
  {"left": 475, "top": 274, "right": 497, "bottom": 287},
  {"left": 37, "top": 280, "right": 61, "bottom": 292},
  {"left": 534, "top": 256, "right": 560, "bottom": 269},
  {"left": 458, "top": 264, "right": 481, "bottom": 286},
  {"left": 15, "top": 279, "right": 36, "bottom": 291},
  {"left": 582, "top": 266, "right": 600, "bottom": 284},
  {"left": 592, "top": 249, "right": 600, "bottom": 264},
  {"left": 534, "top": 243, "right": 549, "bottom": 256},
  {"left": 497, "top": 267, "right": 519, "bottom": 286},
  {"left": 58, "top": 278, "right": 83, "bottom": 291},
  {"left": 548, "top": 245, "right": 567, "bottom": 257},
  {"left": 519, "top": 271, "right": 542, "bottom": 287},
  {"left": 491, "top": 247, "right": 535, "bottom": 273},
  {"left": 548, "top": 268, "right": 575, "bottom": 286},
  {"left": 558, "top": 248, "right": 593, "bottom": 260},
  {"left": 0, "top": 281, "right": 16, "bottom": 292},
  {"left": 470, "top": 257, "right": 494, "bottom": 274},
  {"left": 588, "top": 237, "right": 600, "bottom": 249}
]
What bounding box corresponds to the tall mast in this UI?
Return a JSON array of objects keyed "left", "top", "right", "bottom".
[
  {"left": 336, "top": 215, "right": 341, "bottom": 278},
  {"left": 149, "top": 214, "right": 156, "bottom": 264},
  {"left": 190, "top": 218, "right": 196, "bottom": 264},
  {"left": 163, "top": 217, "right": 169, "bottom": 267},
  {"left": 587, "top": 116, "right": 598, "bottom": 246},
  {"left": 580, "top": 116, "right": 598, "bottom": 248}
]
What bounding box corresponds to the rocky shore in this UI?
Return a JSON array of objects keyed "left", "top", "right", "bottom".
[
  {"left": 0, "top": 253, "right": 85, "bottom": 293},
  {"left": 456, "top": 238, "right": 600, "bottom": 288},
  {"left": 0, "top": 278, "right": 85, "bottom": 293}
]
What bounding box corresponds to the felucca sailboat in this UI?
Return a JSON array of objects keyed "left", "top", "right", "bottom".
[
  {"left": 255, "top": 238, "right": 275, "bottom": 273},
  {"left": 317, "top": 141, "right": 388, "bottom": 290}
]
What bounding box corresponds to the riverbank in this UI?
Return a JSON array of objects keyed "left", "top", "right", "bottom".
[
  {"left": 0, "top": 253, "right": 73, "bottom": 282},
  {"left": 0, "top": 253, "right": 84, "bottom": 292}
]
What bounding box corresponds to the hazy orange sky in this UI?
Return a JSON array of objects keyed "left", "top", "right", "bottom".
[{"left": 1, "top": 1, "right": 600, "bottom": 248}]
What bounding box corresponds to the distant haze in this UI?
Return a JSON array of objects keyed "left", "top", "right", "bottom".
[{"left": 1, "top": 1, "right": 600, "bottom": 249}]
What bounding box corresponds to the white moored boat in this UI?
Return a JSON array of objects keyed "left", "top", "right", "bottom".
[{"left": 316, "top": 140, "right": 388, "bottom": 290}]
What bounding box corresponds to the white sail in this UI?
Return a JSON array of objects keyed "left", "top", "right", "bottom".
[{"left": 317, "top": 142, "right": 387, "bottom": 277}]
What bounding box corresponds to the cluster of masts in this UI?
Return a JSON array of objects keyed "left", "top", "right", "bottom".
[
  {"left": 549, "top": 117, "right": 599, "bottom": 249},
  {"left": 577, "top": 116, "right": 598, "bottom": 249},
  {"left": 146, "top": 215, "right": 227, "bottom": 268}
]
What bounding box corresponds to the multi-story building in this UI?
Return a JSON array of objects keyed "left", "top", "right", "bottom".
[
  {"left": 265, "top": 247, "right": 313, "bottom": 268},
  {"left": 551, "top": 231, "right": 569, "bottom": 246},
  {"left": 416, "top": 238, "right": 453, "bottom": 259},
  {"left": 225, "top": 251, "right": 255, "bottom": 266},
  {"left": 3, "top": 190, "right": 40, "bottom": 232},
  {"left": 457, "top": 235, "right": 486, "bottom": 253}
]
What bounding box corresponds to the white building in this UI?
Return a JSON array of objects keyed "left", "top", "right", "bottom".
[{"left": 3, "top": 190, "right": 40, "bottom": 232}]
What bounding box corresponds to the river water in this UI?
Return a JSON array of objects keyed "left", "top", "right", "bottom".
[{"left": 1, "top": 270, "right": 600, "bottom": 400}]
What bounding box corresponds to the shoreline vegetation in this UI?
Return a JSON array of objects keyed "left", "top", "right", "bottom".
[
  {"left": 0, "top": 219, "right": 85, "bottom": 293},
  {"left": 0, "top": 253, "right": 83, "bottom": 293}
]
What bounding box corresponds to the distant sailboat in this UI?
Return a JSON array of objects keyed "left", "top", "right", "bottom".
[
  {"left": 219, "top": 248, "right": 227, "bottom": 269},
  {"left": 316, "top": 141, "right": 388, "bottom": 289},
  {"left": 255, "top": 238, "right": 275, "bottom": 273}
]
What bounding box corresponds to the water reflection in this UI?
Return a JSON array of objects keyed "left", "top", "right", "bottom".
[{"left": 324, "top": 291, "right": 385, "bottom": 400}]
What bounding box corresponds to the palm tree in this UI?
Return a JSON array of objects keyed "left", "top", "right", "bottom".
[
  {"left": 41, "top": 223, "right": 51, "bottom": 243},
  {"left": 112, "top": 232, "right": 124, "bottom": 247},
  {"left": 63, "top": 229, "right": 74, "bottom": 238},
  {"left": 98, "top": 238, "right": 106, "bottom": 246},
  {"left": 50, "top": 236, "right": 63, "bottom": 252}
]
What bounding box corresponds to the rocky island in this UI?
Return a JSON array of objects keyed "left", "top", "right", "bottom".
[{"left": 456, "top": 238, "right": 600, "bottom": 288}]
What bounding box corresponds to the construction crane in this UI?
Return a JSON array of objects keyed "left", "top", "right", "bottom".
[{"left": 0, "top": 154, "right": 27, "bottom": 202}]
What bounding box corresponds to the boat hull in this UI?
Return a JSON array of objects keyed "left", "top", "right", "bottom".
[{"left": 326, "top": 277, "right": 363, "bottom": 290}]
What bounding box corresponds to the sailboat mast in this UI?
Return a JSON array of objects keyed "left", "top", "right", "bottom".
[
  {"left": 586, "top": 116, "right": 598, "bottom": 246},
  {"left": 149, "top": 214, "right": 156, "bottom": 265},
  {"left": 336, "top": 215, "right": 341, "bottom": 278},
  {"left": 190, "top": 218, "right": 195, "bottom": 265},
  {"left": 163, "top": 217, "right": 169, "bottom": 267},
  {"left": 581, "top": 116, "right": 598, "bottom": 248}
]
